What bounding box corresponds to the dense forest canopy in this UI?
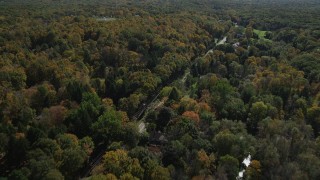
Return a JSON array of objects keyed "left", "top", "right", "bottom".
[{"left": 0, "top": 0, "right": 320, "bottom": 179}]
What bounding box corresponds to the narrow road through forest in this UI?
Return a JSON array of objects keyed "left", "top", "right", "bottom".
[{"left": 80, "top": 35, "right": 228, "bottom": 179}]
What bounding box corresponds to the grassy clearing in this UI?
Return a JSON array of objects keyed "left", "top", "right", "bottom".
[
  {"left": 241, "top": 27, "right": 271, "bottom": 41},
  {"left": 253, "top": 29, "right": 267, "bottom": 39}
]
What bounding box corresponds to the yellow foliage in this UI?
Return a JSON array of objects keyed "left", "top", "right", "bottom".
[
  {"left": 250, "top": 160, "right": 261, "bottom": 171},
  {"left": 15, "top": 132, "right": 25, "bottom": 139},
  {"left": 197, "top": 149, "right": 211, "bottom": 169},
  {"left": 179, "top": 97, "right": 200, "bottom": 113}
]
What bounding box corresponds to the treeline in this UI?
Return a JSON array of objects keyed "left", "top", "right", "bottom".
[{"left": 213, "top": 0, "right": 320, "bottom": 30}]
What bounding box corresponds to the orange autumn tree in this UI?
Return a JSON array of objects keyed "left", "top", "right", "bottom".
[{"left": 182, "top": 111, "right": 200, "bottom": 125}]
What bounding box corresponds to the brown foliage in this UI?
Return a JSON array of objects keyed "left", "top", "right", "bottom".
[{"left": 182, "top": 111, "right": 200, "bottom": 124}]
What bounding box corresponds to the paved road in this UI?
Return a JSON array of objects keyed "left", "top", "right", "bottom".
[
  {"left": 138, "top": 121, "right": 146, "bottom": 133},
  {"left": 205, "top": 36, "right": 227, "bottom": 57},
  {"left": 80, "top": 35, "right": 227, "bottom": 179},
  {"left": 217, "top": 36, "right": 227, "bottom": 45}
]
